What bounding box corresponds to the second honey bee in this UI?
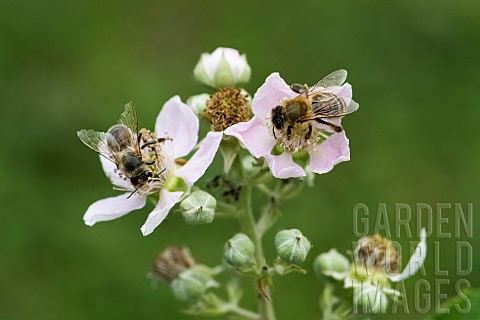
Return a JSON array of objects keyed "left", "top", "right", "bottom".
[
  {"left": 271, "top": 69, "right": 359, "bottom": 142},
  {"left": 77, "top": 103, "right": 168, "bottom": 197}
]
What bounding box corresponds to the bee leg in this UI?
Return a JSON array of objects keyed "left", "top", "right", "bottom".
[
  {"left": 314, "top": 119, "right": 343, "bottom": 133},
  {"left": 287, "top": 126, "right": 293, "bottom": 139},
  {"left": 146, "top": 160, "right": 155, "bottom": 165},
  {"left": 156, "top": 137, "right": 171, "bottom": 144},
  {"left": 305, "top": 124, "right": 312, "bottom": 140},
  {"left": 141, "top": 140, "right": 158, "bottom": 149},
  {"left": 272, "top": 126, "right": 277, "bottom": 139}
]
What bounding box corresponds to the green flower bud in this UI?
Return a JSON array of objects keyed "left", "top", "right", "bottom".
[
  {"left": 186, "top": 93, "right": 210, "bottom": 116},
  {"left": 223, "top": 233, "right": 255, "bottom": 268},
  {"left": 193, "top": 47, "right": 251, "bottom": 88},
  {"left": 171, "top": 268, "right": 217, "bottom": 302},
  {"left": 313, "top": 249, "right": 350, "bottom": 281},
  {"left": 275, "top": 229, "right": 311, "bottom": 264},
  {"left": 180, "top": 190, "right": 216, "bottom": 225}
]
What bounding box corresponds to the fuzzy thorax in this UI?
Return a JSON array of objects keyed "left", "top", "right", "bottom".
[{"left": 204, "top": 87, "right": 250, "bottom": 132}]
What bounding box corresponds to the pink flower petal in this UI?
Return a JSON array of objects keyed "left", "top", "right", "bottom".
[
  {"left": 264, "top": 152, "right": 306, "bottom": 179},
  {"left": 224, "top": 117, "right": 276, "bottom": 158},
  {"left": 84, "top": 193, "right": 147, "bottom": 226},
  {"left": 251, "top": 73, "right": 296, "bottom": 119},
  {"left": 141, "top": 190, "right": 183, "bottom": 236},
  {"left": 99, "top": 155, "right": 133, "bottom": 190},
  {"left": 308, "top": 132, "right": 350, "bottom": 174},
  {"left": 175, "top": 131, "right": 223, "bottom": 186},
  {"left": 155, "top": 96, "right": 199, "bottom": 159}
]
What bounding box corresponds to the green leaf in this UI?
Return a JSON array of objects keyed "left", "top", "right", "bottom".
[{"left": 426, "top": 288, "right": 480, "bottom": 320}]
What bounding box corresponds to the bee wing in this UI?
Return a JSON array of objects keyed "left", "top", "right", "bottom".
[
  {"left": 316, "top": 69, "right": 348, "bottom": 88},
  {"left": 298, "top": 69, "right": 348, "bottom": 98},
  {"left": 118, "top": 102, "right": 141, "bottom": 153},
  {"left": 77, "top": 129, "right": 118, "bottom": 164},
  {"left": 311, "top": 97, "right": 360, "bottom": 119}
]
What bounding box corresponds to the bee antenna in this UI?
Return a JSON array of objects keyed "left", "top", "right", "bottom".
[
  {"left": 127, "top": 184, "right": 143, "bottom": 199},
  {"left": 156, "top": 168, "right": 166, "bottom": 178}
]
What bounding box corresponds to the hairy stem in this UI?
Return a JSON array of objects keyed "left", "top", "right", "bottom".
[{"left": 238, "top": 185, "right": 276, "bottom": 320}]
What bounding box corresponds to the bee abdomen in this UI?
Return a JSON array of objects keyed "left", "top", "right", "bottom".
[{"left": 107, "top": 125, "right": 131, "bottom": 151}]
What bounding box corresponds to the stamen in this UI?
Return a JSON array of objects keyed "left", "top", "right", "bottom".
[{"left": 204, "top": 88, "right": 250, "bottom": 132}]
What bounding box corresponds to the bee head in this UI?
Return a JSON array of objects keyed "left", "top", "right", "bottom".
[
  {"left": 271, "top": 105, "right": 284, "bottom": 130},
  {"left": 131, "top": 170, "right": 153, "bottom": 187}
]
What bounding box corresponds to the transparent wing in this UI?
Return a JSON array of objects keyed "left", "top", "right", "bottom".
[
  {"left": 317, "top": 69, "right": 348, "bottom": 88},
  {"left": 77, "top": 129, "right": 116, "bottom": 163},
  {"left": 118, "top": 102, "right": 140, "bottom": 152},
  {"left": 119, "top": 102, "right": 138, "bottom": 136},
  {"left": 298, "top": 69, "right": 348, "bottom": 98},
  {"left": 302, "top": 95, "right": 359, "bottom": 120}
]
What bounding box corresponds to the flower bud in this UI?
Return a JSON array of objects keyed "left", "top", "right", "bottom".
[
  {"left": 186, "top": 93, "right": 210, "bottom": 116},
  {"left": 194, "top": 47, "right": 251, "bottom": 88},
  {"left": 275, "top": 229, "right": 311, "bottom": 264},
  {"left": 171, "top": 268, "right": 217, "bottom": 302},
  {"left": 180, "top": 190, "right": 216, "bottom": 225},
  {"left": 313, "top": 249, "right": 350, "bottom": 281},
  {"left": 223, "top": 233, "right": 255, "bottom": 268}
]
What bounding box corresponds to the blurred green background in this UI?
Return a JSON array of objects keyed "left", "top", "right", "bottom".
[{"left": 1, "top": 0, "right": 479, "bottom": 319}]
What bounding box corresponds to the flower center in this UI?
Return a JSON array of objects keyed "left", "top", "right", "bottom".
[{"left": 204, "top": 87, "right": 250, "bottom": 132}]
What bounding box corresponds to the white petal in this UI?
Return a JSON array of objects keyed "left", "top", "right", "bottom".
[
  {"left": 224, "top": 117, "right": 276, "bottom": 158},
  {"left": 264, "top": 152, "right": 306, "bottom": 179},
  {"left": 222, "top": 48, "right": 245, "bottom": 78},
  {"left": 175, "top": 131, "right": 223, "bottom": 186},
  {"left": 308, "top": 131, "right": 350, "bottom": 174},
  {"left": 202, "top": 48, "right": 225, "bottom": 78},
  {"left": 251, "top": 72, "right": 297, "bottom": 119},
  {"left": 141, "top": 190, "right": 183, "bottom": 236},
  {"left": 84, "top": 193, "right": 147, "bottom": 226},
  {"left": 388, "top": 228, "right": 427, "bottom": 282},
  {"left": 155, "top": 96, "right": 199, "bottom": 158},
  {"left": 99, "top": 155, "right": 133, "bottom": 190}
]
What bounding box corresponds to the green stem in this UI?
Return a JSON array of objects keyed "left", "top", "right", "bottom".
[
  {"left": 238, "top": 185, "right": 276, "bottom": 320},
  {"left": 320, "top": 282, "right": 336, "bottom": 320},
  {"left": 226, "top": 304, "right": 261, "bottom": 320}
]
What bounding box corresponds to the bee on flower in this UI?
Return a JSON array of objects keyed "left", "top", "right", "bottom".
[
  {"left": 77, "top": 97, "right": 222, "bottom": 236},
  {"left": 224, "top": 71, "right": 359, "bottom": 179},
  {"left": 314, "top": 229, "right": 427, "bottom": 314}
]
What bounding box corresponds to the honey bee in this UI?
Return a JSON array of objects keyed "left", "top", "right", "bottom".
[
  {"left": 271, "top": 69, "right": 359, "bottom": 140},
  {"left": 77, "top": 103, "right": 167, "bottom": 197}
]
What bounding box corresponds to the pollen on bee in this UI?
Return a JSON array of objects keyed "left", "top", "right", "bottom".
[
  {"left": 136, "top": 128, "right": 170, "bottom": 196},
  {"left": 266, "top": 114, "right": 327, "bottom": 153}
]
